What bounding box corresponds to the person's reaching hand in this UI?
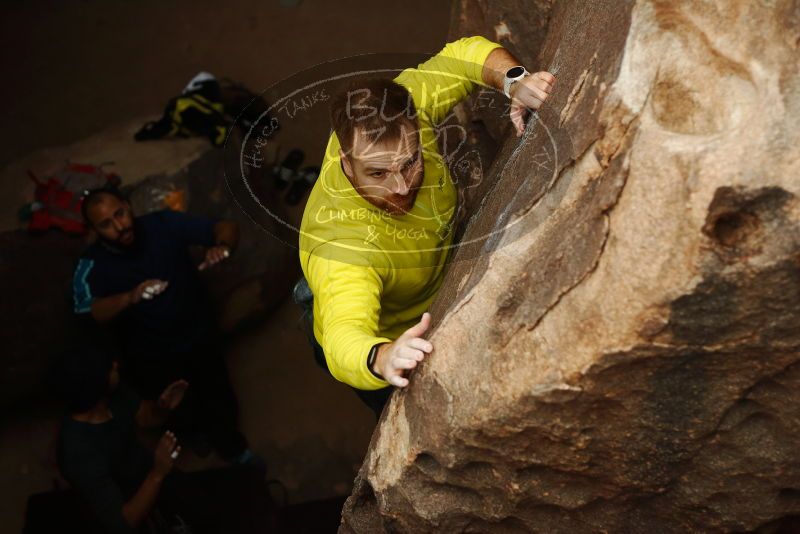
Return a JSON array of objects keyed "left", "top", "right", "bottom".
[
  {"left": 130, "top": 279, "right": 169, "bottom": 303},
  {"left": 509, "top": 71, "right": 556, "bottom": 136},
  {"left": 152, "top": 431, "right": 180, "bottom": 479},
  {"left": 198, "top": 245, "right": 230, "bottom": 271},
  {"left": 157, "top": 380, "right": 189, "bottom": 411},
  {"left": 372, "top": 312, "right": 433, "bottom": 388}
]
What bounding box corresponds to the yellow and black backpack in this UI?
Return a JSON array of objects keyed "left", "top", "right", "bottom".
[{"left": 135, "top": 72, "right": 275, "bottom": 147}]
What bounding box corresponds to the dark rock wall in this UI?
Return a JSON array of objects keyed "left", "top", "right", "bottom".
[{"left": 342, "top": 0, "right": 800, "bottom": 532}]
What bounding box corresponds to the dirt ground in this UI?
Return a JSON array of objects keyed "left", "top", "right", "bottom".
[{"left": 0, "top": 1, "right": 451, "bottom": 531}]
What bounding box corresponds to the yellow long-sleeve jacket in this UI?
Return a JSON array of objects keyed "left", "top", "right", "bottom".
[{"left": 299, "top": 36, "right": 503, "bottom": 390}]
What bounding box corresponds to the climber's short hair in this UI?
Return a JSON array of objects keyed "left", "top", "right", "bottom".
[{"left": 329, "top": 77, "right": 419, "bottom": 157}]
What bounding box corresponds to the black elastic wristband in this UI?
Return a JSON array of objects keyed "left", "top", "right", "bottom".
[{"left": 367, "top": 344, "right": 384, "bottom": 379}]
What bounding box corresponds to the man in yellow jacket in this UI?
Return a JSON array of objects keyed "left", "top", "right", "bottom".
[{"left": 298, "top": 36, "right": 555, "bottom": 408}]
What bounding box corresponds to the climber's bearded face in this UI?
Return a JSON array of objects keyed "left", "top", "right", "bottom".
[
  {"left": 339, "top": 125, "right": 424, "bottom": 215},
  {"left": 85, "top": 194, "right": 136, "bottom": 248}
]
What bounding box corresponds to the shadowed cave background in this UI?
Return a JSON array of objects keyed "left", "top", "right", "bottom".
[{"left": 3, "top": 0, "right": 800, "bottom": 533}]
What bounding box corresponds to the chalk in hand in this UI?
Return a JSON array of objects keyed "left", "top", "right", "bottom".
[
  {"left": 144, "top": 283, "right": 166, "bottom": 297},
  {"left": 223, "top": 249, "right": 230, "bottom": 258},
  {"left": 171, "top": 450, "right": 179, "bottom": 460},
  {"left": 142, "top": 292, "right": 153, "bottom": 300}
]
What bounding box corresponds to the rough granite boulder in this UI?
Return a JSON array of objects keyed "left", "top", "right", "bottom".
[{"left": 342, "top": 0, "right": 800, "bottom": 532}]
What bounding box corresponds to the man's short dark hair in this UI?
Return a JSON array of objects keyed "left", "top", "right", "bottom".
[
  {"left": 50, "top": 347, "right": 115, "bottom": 413},
  {"left": 329, "top": 77, "right": 418, "bottom": 156},
  {"left": 80, "top": 187, "right": 127, "bottom": 224}
]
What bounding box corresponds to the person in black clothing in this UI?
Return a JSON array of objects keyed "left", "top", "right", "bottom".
[
  {"left": 55, "top": 348, "right": 187, "bottom": 533},
  {"left": 54, "top": 349, "right": 274, "bottom": 534},
  {"left": 72, "top": 188, "right": 258, "bottom": 465}
]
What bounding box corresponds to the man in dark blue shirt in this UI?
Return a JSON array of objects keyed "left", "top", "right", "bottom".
[{"left": 72, "top": 188, "right": 255, "bottom": 464}]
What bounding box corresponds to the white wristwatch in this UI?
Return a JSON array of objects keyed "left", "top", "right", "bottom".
[{"left": 503, "top": 66, "right": 530, "bottom": 98}]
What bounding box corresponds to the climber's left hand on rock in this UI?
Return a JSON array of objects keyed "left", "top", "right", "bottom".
[
  {"left": 372, "top": 313, "right": 433, "bottom": 388},
  {"left": 509, "top": 71, "right": 556, "bottom": 137}
]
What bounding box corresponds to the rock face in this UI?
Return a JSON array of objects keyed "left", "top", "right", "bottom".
[{"left": 342, "top": 1, "right": 800, "bottom": 532}]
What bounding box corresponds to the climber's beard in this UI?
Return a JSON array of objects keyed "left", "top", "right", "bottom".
[
  {"left": 339, "top": 129, "right": 424, "bottom": 215},
  {"left": 354, "top": 168, "right": 424, "bottom": 215}
]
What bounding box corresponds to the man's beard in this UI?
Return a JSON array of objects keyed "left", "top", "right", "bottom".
[
  {"left": 102, "top": 227, "right": 135, "bottom": 249},
  {"left": 381, "top": 188, "right": 420, "bottom": 215},
  {"left": 371, "top": 169, "right": 424, "bottom": 215}
]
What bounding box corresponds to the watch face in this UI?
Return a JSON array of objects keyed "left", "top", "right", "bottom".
[{"left": 506, "top": 66, "right": 526, "bottom": 79}]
